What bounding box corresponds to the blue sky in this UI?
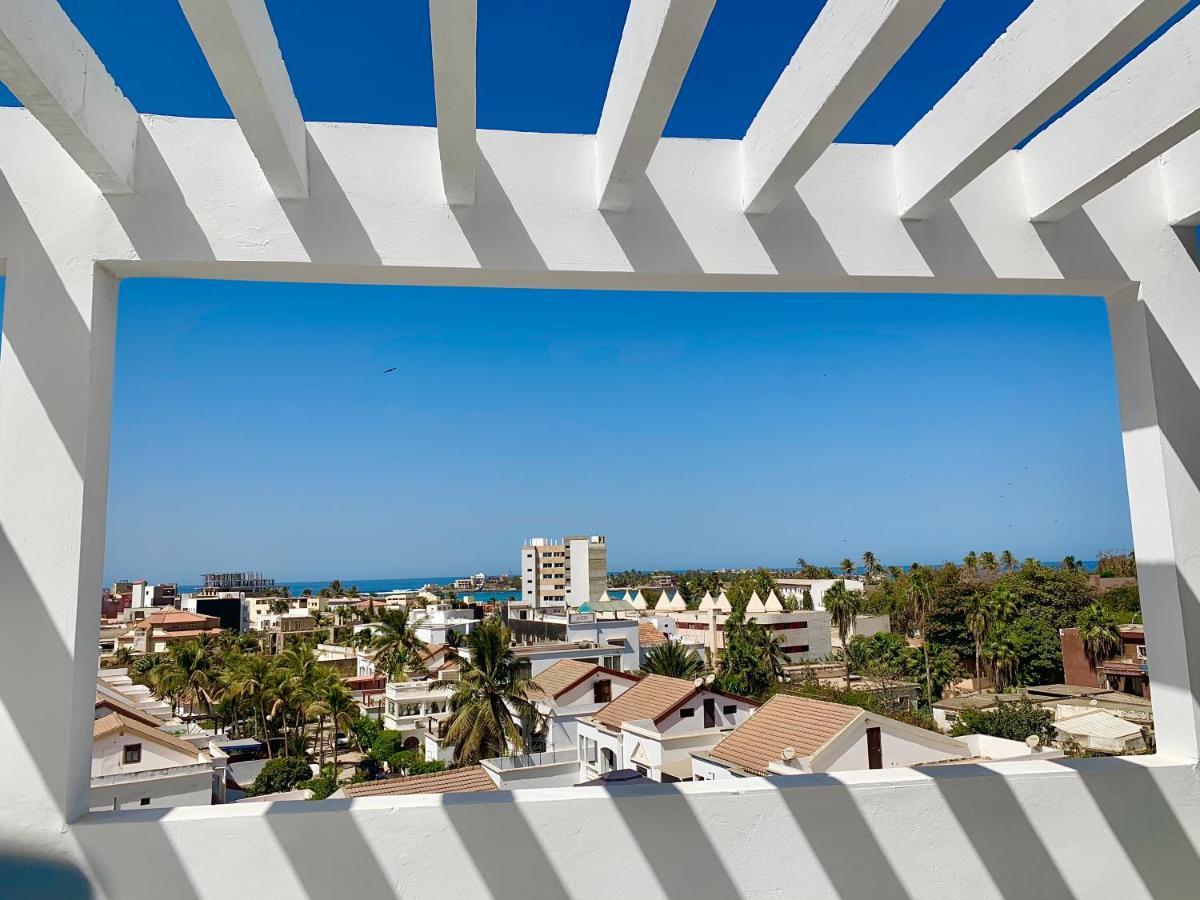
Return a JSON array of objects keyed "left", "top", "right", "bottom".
[{"left": 3, "top": 0, "right": 1177, "bottom": 583}]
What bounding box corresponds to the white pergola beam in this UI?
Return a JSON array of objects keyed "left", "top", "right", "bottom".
[
  {"left": 1022, "top": 8, "right": 1200, "bottom": 223},
  {"left": 897, "top": 0, "right": 1188, "bottom": 220},
  {"left": 741, "top": 0, "right": 941, "bottom": 215},
  {"left": 1160, "top": 131, "right": 1200, "bottom": 227},
  {"left": 429, "top": 0, "right": 477, "bottom": 206},
  {"left": 596, "top": 0, "right": 715, "bottom": 213},
  {"left": 0, "top": 0, "right": 137, "bottom": 193},
  {"left": 179, "top": 0, "right": 308, "bottom": 200}
]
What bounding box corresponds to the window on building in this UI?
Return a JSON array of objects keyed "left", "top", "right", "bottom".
[
  {"left": 679, "top": 707, "right": 695, "bottom": 718},
  {"left": 723, "top": 704, "right": 736, "bottom": 715},
  {"left": 1137, "top": 645, "right": 1148, "bottom": 660},
  {"left": 122, "top": 743, "right": 142, "bottom": 764},
  {"left": 139, "top": 798, "right": 151, "bottom": 806},
  {"left": 593, "top": 679, "right": 612, "bottom": 703},
  {"left": 603, "top": 654, "right": 621, "bottom": 669}
]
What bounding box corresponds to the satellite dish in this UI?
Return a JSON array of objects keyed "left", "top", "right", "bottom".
[
  {"left": 782, "top": 747, "right": 796, "bottom": 760},
  {"left": 693, "top": 678, "right": 705, "bottom": 688},
  {"left": 705, "top": 673, "right": 715, "bottom": 685},
  {"left": 1025, "top": 734, "right": 1041, "bottom": 749}
]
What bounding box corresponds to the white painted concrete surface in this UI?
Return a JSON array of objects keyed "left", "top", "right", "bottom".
[
  {"left": 178, "top": 0, "right": 309, "bottom": 199},
  {"left": 896, "top": 0, "right": 1187, "bottom": 219},
  {"left": 1, "top": 3, "right": 1200, "bottom": 895},
  {"left": 741, "top": 0, "right": 940, "bottom": 214},
  {"left": 429, "top": 0, "right": 477, "bottom": 206},
  {"left": 0, "top": 0, "right": 138, "bottom": 193}
]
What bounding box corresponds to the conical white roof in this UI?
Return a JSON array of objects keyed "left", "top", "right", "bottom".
[
  {"left": 746, "top": 591, "right": 766, "bottom": 614},
  {"left": 698, "top": 591, "right": 716, "bottom": 611},
  {"left": 632, "top": 590, "right": 648, "bottom": 610},
  {"left": 622, "top": 591, "right": 635, "bottom": 604},
  {"left": 653, "top": 592, "right": 672, "bottom": 611},
  {"left": 715, "top": 591, "right": 732, "bottom": 612},
  {"left": 669, "top": 592, "right": 687, "bottom": 612},
  {"left": 764, "top": 590, "right": 784, "bottom": 613}
]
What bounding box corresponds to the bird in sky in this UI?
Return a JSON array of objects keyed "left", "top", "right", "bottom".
[{"left": 384, "top": 367, "right": 397, "bottom": 373}]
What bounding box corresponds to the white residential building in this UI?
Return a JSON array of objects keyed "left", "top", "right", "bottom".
[
  {"left": 775, "top": 578, "right": 865, "bottom": 611},
  {"left": 383, "top": 680, "right": 456, "bottom": 751},
  {"left": 669, "top": 601, "right": 833, "bottom": 665},
  {"left": 692, "top": 694, "right": 1060, "bottom": 780},
  {"left": 521, "top": 659, "right": 641, "bottom": 754},
  {"left": 412, "top": 604, "right": 479, "bottom": 645},
  {"left": 91, "top": 700, "right": 221, "bottom": 812},
  {"left": 575, "top": 675, "right": 759, "bottom": 783},
  {"left": 517, "top": 535, "right": 607, "bottom": 611}
]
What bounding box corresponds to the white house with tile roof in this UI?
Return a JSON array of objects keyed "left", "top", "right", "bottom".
[
  {"left": 693, "top": 694, "right": 1056, "bottom": 780},
  {"left": 575, "top": 674, "right": 758, "bottom": 783}
]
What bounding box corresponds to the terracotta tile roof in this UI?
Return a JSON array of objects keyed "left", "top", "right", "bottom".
[
  {"left": 94, "top": 690, "right": 163, "bottom": 728},
  {"left": 155, "top": 628, "right": 223, "bottom": 639},
  {"left": 341, "top": 765, "right": 497, "bottom": 797},
  {"left": 92, "top": 711, "right": 204, "bottom": 760},
  {"left": 592, "top": 674, "right": 697, "bottom": 730},
  {"left": 525, "top": 659, "right": 600, "bottom": 701},
  {"left": 638, "top": 621, "right": 668, "bottom": 647},
  {"left": 133, "top": 610, "right": 213, "bottom": 630},
  {"left": 710, "top": 694, "right": 860, "bottom": 775}
]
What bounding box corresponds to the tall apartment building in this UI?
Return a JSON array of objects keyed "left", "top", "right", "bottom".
[{"left": 520, "top": 535, "right": 607, "bottom": 609}]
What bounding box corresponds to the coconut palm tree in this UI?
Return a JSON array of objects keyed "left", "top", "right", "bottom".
[
  {"left": 979, "top": 551, "right": 998, "bottom": 575},
  {"left": 862, "top": 551, "right": 880, "bottom": 582},
  {"left": 224, "top": 654, "right": 275, "bottom": 758},
  {"left": 1078, "top": 603, "right": 1121, "bottom": 668},
  {"left": 962, "top": 551, "right": 978, "bottom": 573},
  {"left": 323, "top": 682, "right": 358, "bottom": 775},
  {"left": 1061, "top": 555, "right": 1081, "bottom": 573},
  {"left": 1000, "top": 550, "right": 1016, "bottom": 572},
  {"left": 638, "top": 642, "right": 705, "bottom": 680},
  {"left": 370, "top": 608, "right": 427, "bottom": 681},
  {"left": 906, "top": 569, "right": 935, "bottom": 705},
  {"left": 444, "top": 619, "right": 540, "bottom": 766},
  {"left": 824, "top": 580, "right": 861, "bottom": 688},
  {"left": 984, "top": 635, "right": 1019, "bottom": 692},
  {"left": 963, "top": 592, "right": 993, "bottom": 683},
  {"left": 839, "top": 558, "right": 856, "bottom": 578},
  {"left": 149, "top": 640, "right": 214, "bottom": 721}
]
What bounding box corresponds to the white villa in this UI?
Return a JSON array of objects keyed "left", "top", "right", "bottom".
[
  {"left": 90, "top": 683, "right": 225, "bottom": 812},
  {"left": 692, "top": 694, "right": 1058, "bottom": 780},
  {"left": 575, "top": 674, "right": 759, "bottom": 783},
  {"left": 775, "top": 578, "right": 866, "bottom": 610}
]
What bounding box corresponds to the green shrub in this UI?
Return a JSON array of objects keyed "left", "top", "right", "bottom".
[
  {"left": 299, "top": 772, "right": 339, "bottom": 801},
  {"left": 370, "top": 730, "right": 407, "bottom": 760},
  {"left": 248, "top": 757, "right": 313, "bottom": 796},
  {"left": 949, "top": 699, "right": 1055, "bottom": 744}
]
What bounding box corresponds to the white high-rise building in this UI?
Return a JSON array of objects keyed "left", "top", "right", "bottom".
[{"left": 520, "top": 535, "right": 607, "bottom": 610}]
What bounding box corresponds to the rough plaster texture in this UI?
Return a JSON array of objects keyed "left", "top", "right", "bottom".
[{"left": 1, "top": 6, "right": 1200, "bottom": 891}]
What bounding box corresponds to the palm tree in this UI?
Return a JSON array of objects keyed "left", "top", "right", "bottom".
[
  {"left": 979, "top": 551, "right": 998, "bottom": 575},
  {"left": 824, "top": 580, "right": 861, "bottom": 688},
  {"left": 962, "top": 551, "right": 978, "bottom": 573},
  {"left": 862, "top": 551, "right": 880, "bottom": 582},
  {"left": 1078, "top": 603, "right": 1121, "bottom": 668},
  {"left": 149, "top": 641, "right": 214, "bottom": 721},
  {"left": 444, "top": 619, "right": 540, "bottom": 766},
  {"left": 638, "top": 642, "right": 705, "bottom": 680},
  {"left": 1000, "top": 550, "right": 1016, "bottom": 572},
  {"left": 1061, "top": 555, "right": 1081, "bottom": 573},
  {"left": 983, "top": 634, "right": 1019, "bottom": 692},
  {"left": 906, "top": 569, "right": 934, "bottom": 705},
  {"left": 989, "top": 586, "right": 1018, "bottom": 626},
  {"left": 110, "top": 646, "right": 135, "bottom": 668},
  {"left": 323, "top": 682, "right": 358, "bottom": 775},
  {"left": 963, "top": 592, "right": 993, "bottom": 683},
  {"left": 370, "top": 608, "right": 427, "bottom": 681},
  {"left": 224, "top": 655, "right": 275, "bottom": 758},
  {"left": 839, "top": 558, "right": 856, "bottom": 578}
]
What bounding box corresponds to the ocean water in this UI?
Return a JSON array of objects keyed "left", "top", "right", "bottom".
[{"left": 178, "top": 576, "right": 517, "bottom": 602}]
